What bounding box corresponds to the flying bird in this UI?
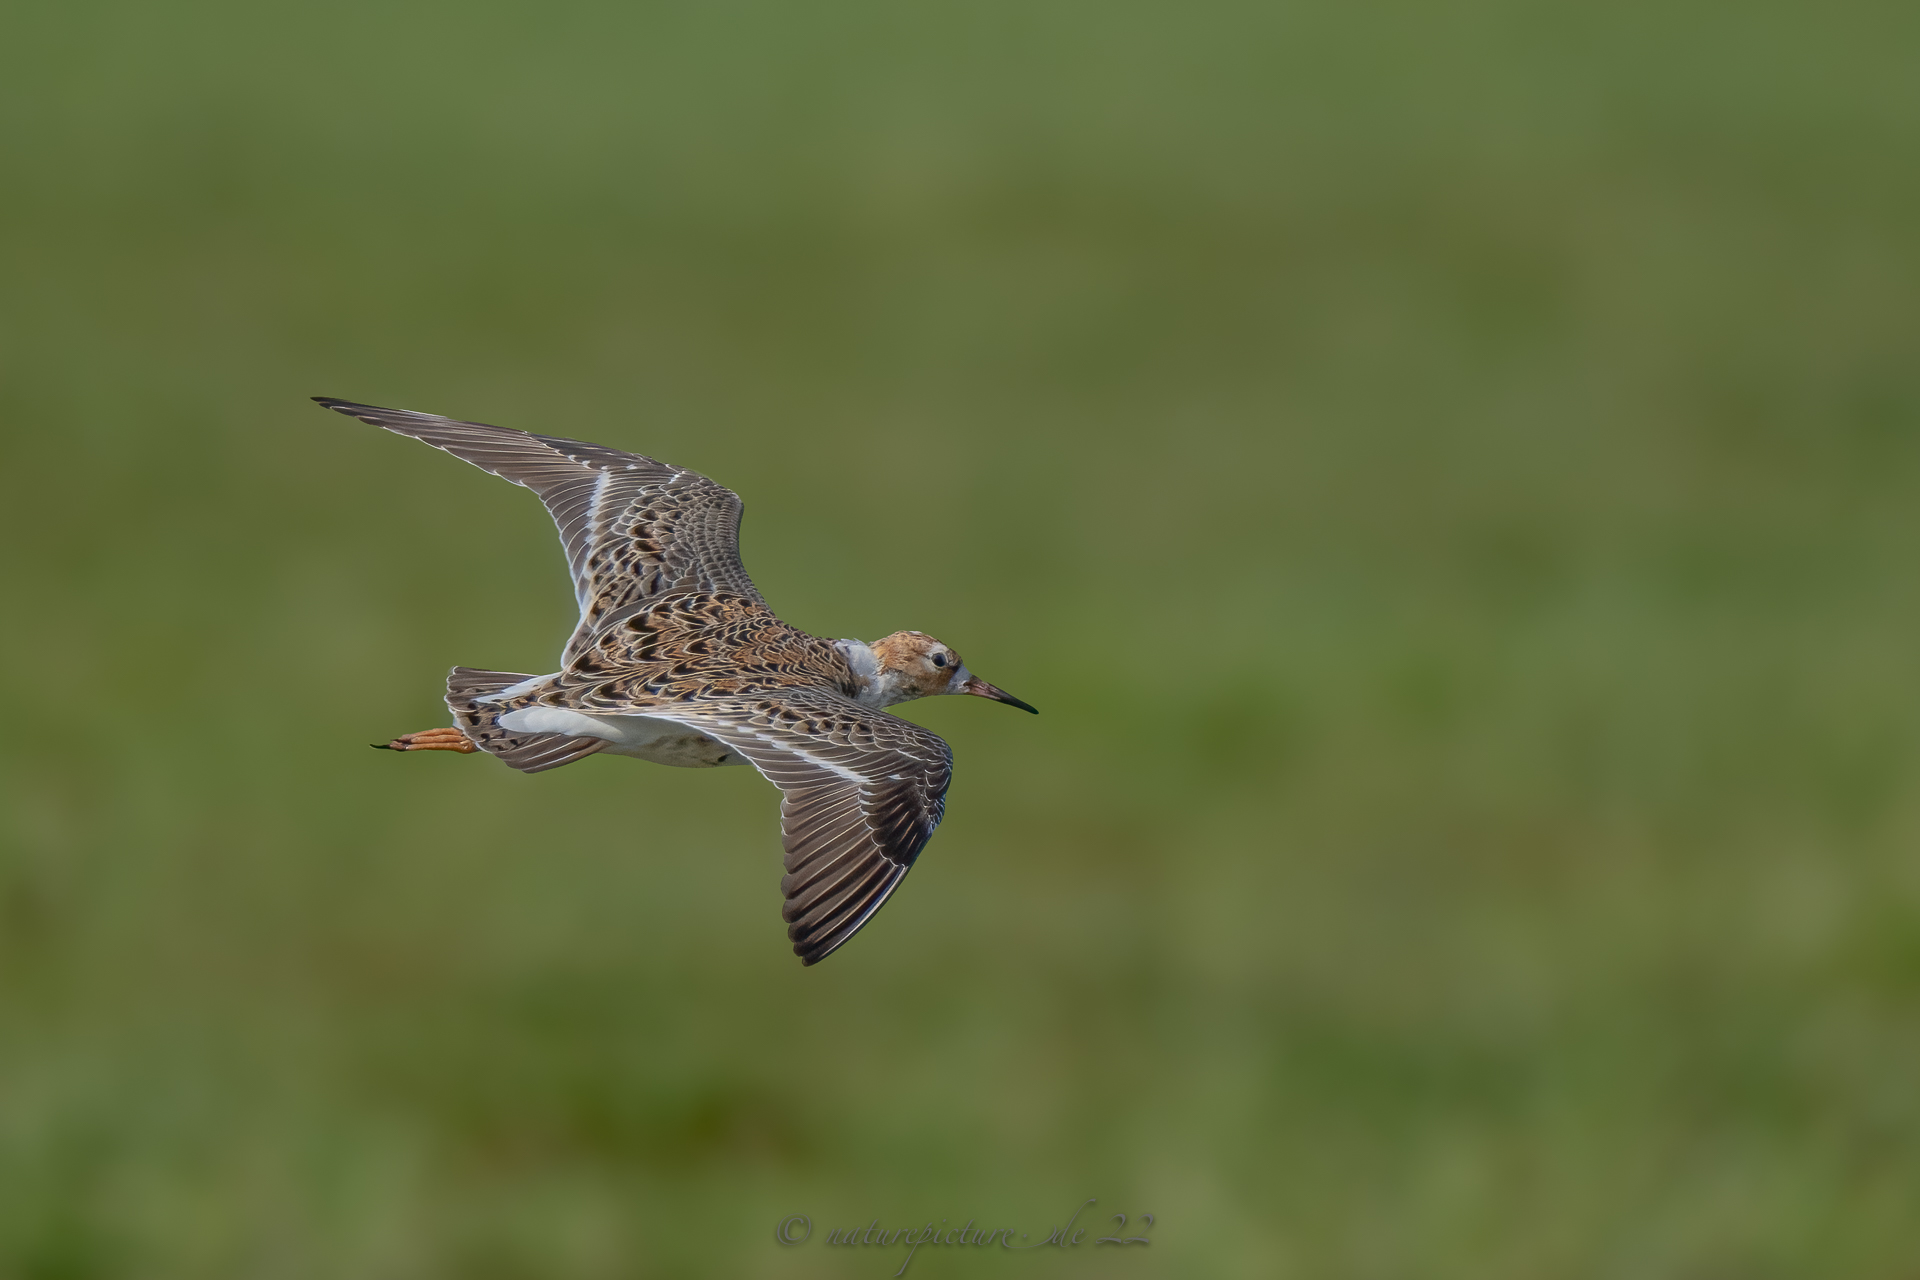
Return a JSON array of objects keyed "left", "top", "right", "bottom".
[{"left": 315, "top": 398, "right": 1036, "bottom": 965}]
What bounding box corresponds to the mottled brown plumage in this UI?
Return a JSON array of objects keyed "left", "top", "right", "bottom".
[{"left": 318, "top": 397, "right": 1035, "bottom": 965}]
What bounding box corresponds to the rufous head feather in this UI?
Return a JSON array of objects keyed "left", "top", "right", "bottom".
[{"left": 865, "top": 631, "right": 1037, "bottom": 713}]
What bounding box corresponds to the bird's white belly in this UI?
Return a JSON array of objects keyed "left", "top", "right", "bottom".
[{"left": 497, "top": 706, "right": 746, "bottom": 768}]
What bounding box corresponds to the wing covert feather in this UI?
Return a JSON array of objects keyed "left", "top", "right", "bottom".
[{"left": 636, "top": 689, "right": 953, "bottom": 964}]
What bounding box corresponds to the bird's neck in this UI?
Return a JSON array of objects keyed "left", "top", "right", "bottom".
[{"left": 834, "top": 638, "right": 918, "bottom": 709}]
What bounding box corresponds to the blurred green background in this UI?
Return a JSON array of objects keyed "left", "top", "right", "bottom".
[{"left": 4, "top": 0, "right": 1920, "bottom": 1275}]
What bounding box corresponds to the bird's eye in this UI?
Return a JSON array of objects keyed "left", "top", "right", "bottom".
[{"left": 931, "top": 653, "right": 947, "bottom": 668}]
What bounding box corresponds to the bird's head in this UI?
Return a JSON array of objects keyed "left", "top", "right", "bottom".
[{"left": 862, "top": 630, "right": 1038, "bottom": 713}]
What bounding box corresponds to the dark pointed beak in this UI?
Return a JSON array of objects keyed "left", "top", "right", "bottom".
[{"left": 962, "top": 676, "right": 1038, "bottom": 714}]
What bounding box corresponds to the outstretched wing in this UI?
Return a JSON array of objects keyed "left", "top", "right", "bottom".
[
  {"left": 315, "top": 398, "right": 762, "bottom": 664},
  {"left": 642, "top": 689, "right": 953, "bottom": 965}
]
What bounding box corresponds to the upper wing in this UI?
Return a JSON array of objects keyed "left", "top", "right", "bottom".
[
  {"left": 315, "top": 398, "right": 763, "bottom": 663},
  {"left": 643, "top": 689, "right": 953, "bottom": 965}
]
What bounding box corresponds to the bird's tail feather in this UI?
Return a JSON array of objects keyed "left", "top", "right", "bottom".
[{"left": 445, "top": 667, "right": 605, "bottom": 774}]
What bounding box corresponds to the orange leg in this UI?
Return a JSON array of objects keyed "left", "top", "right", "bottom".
[{"left": 372, "top": 727, "right": 478, "bottom": 754}]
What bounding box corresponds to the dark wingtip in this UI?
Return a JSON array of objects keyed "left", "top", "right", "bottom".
[{"left": 314, "top": 396, "right": 384, "bottom": 417}]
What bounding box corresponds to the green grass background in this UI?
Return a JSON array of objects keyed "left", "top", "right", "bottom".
[{"left": 4, "top": 0, "right": 1920, "bottom": 1275}]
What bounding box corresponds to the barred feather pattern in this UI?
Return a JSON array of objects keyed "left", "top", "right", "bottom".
[
  {"left": 314, "top": 398, "right": 762, "bottom": 666},
  {"left": 446, "top": 667, "right": 606, "bottom": 773},
  {"left": 526, "top": 625, "right": 953, "bottom": 964},
  {"left": 623, "top": 690, "right": 954, "bottom": 964},
  {"left": 320, "top": 397, "right": 962, "bottom": 965}
]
